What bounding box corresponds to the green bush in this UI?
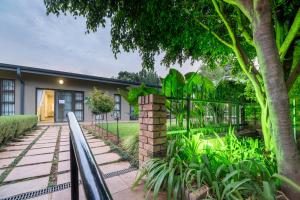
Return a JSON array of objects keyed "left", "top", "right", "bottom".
[
  {"left": 134, "top": 128, "right": 278, "bottom": 199},
  {"left": 0, "top": 115, "right": 38, "bottom": 145}
]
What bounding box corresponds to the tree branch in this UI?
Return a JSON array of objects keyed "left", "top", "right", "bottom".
[
  {"left": 279, "top": 8, "right": 300, "bottom": 61},
  {"left": 212, "top": 0, "right": 236, "bottom": 45},
  {"left": 286, "top": 60, "right": 300, "bottom": 92},
  {"left": 194, "top": 18, "right": 233, "bottom": 49},
  {"left": 237, "top": 10, "right": 254, "bottom": 47}
]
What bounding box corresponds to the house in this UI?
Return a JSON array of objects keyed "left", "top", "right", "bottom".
[{"left": 0, "top": 63, "right": 154, "bottom": 123}]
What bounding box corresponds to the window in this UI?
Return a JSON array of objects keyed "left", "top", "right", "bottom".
[
  {"left": 0, "top": 79, "right": 15, "bottom": 116},
  {"left": 130, "top": 105, "right": 138, "bottom": 120},
  {"left": 74, "top": 92, "right": 84, "bottom": 121},
  {"left": 114, "top": 94, "right": 121, "bottom": 119}
]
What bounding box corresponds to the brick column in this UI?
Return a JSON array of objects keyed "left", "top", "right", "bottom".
[{"left": 138, "top": 94, "right": 167, "bottom": 167}]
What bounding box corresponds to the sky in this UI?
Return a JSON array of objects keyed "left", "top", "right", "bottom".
[{"left": 0, "top": 0, "right": 201, "bottom": 78}]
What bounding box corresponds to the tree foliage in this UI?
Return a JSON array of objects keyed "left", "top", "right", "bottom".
[
  {"left": 116, "top": 69, "right": 160, "bottom": 86},
  {"left": 85, "top": 87, "right": 114, "bottom": 115}
]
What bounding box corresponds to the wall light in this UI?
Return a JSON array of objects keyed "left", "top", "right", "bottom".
[{"left": 58, "top": 79, "right": 64, "bottom": 85}]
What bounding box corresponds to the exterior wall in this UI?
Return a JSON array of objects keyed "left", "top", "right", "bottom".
[{"left": 0, "top": 69, "right": 133, "bottom": 122}]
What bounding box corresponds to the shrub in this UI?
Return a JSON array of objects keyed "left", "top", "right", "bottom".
[
  {"left": 0, "top": 115, "right": 38, "bottom": 145},
  {"left": 134, "top": 128, "right": 278, "bottom": 199}
]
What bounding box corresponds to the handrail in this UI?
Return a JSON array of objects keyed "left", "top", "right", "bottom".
[{"left": 67, "top": 112, "right": 112, "bottom": 200}]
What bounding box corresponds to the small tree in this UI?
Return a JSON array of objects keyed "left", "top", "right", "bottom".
[{"left": 85, "top": 87, "right": 114, "bottom": 129}]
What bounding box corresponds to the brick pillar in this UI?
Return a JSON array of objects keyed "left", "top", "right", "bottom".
[{"left": 138, "top": 94, "right": 167, "bottom": 167}]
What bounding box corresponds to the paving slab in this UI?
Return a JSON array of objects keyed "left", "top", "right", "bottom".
[
  {"left": 89, "top": 142, "right": 106, "bottom": 148},
  {"left": 32, "top": 143, "right": 56, "bottom": 149},
  {"left": 94, "top": 153, "right": 121, "bottom": 165},
  {"left": 35, "top": 140, "right": 57, "bottom": 144},
  {"left": 57, "top": 172, "right": 70, "bottom": 184},
  {"left": 26, "top": 147, "right": 55, "bottom": 156},
  {"left": 4, "top": 145, "right": 28, "bottom": 151},
  {"left": 0, "top": 176, "right": 49, "bottom": 198},
  {"left": 119, "top": 170, "right": 138, "bottom": 187},
  {"left": 58, "top": 161, "right": 70, "bottom": 172},
  {"left": 99, "top": 161, "right": 131, "bottom": 174},
  {"left": 0, "top": 157, "right": 14, "bottom": 168},
  {"left": 59, "top": 145, "right": 69, "bottom": 152},
  {"left": 17, "top": 153, "right": 53, "bottom": 166},
  {"left": 50, "top": 186, "right": 86, "bottom": 200},
  {"left": 5, "top": 162, "right": 52, "bottom": 182},
  {"left": 106, "top": 176, "right": 128, "bottom": 194},
  {"left": 0, "top": 150, "right": 22, "bottom": 159},
  {"left": 59, "top": 151, "right": 70, "bottom": 161},
  {"left": 10, "top": 141, "right": 32, "bottom": 146},
  {"left": 59, "top": 141, "right": 69, "bottom": 146},
  {"left": 91, "top": 146, "right": 110, "bottom": 155}
]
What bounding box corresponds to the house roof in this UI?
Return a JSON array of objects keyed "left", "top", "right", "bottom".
[{"left": 0, "top": 63, "right": 160, "bottom": 88}]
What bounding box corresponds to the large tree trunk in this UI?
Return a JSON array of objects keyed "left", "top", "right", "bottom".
[{"left": 252, "top": 0, "right": 300, "bottom": 198}]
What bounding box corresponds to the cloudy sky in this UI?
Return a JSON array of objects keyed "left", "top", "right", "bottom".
[{"left": 0, "top": 0, "right": 200, "bottom": 78}]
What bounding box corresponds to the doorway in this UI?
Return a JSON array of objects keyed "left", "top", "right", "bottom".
[{"left": 36, "top": 89, "right": 55, "bottom": 122}]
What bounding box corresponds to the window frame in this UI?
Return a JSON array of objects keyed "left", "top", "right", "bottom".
[
  {"left": 73, "top": 91, "right": 84, "bottom": 122},
  {"left": 0, "top": 79, "right": 15, "bottom": 116},
  {"left": 114, "top": 94, "right": 121, "bottom": 119}
]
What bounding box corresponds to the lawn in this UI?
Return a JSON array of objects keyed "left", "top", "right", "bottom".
[{"left": 99, "top": 121, "right": 139, "bottom": 139}]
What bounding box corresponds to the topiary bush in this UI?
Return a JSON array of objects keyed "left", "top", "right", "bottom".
[{"left": 0, "top": 115, "right": 38, "bottom": 145}]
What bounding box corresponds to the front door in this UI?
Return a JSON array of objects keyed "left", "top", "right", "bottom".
[{"left": 56, "top": 91, "right": 73, "bottom": 122}]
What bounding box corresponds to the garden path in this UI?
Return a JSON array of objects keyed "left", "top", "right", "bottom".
[{"left": 0, "top": 125, "right": 166, "bottom": 200}]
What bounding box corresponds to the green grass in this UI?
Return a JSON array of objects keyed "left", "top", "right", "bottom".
[{"left": 99, "top": 122, "right": 139, "bottom": 139}]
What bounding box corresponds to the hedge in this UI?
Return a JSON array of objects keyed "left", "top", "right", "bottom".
[{"left": 0, "top": 115, "right": 38, "bottom": 145}]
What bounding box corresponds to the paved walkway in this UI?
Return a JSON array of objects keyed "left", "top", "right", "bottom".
[{"left": 0, "top": 125, "right": 165, "bottom": 200}]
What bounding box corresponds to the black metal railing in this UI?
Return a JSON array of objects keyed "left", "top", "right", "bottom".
[{"left": 67, "top": 112, "right": 112, "bottom": 200}]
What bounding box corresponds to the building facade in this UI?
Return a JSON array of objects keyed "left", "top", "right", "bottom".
[{"left": 0, "top": 63, "right": 146, "bottom": 123}]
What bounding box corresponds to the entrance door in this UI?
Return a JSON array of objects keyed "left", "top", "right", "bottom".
[
  {"left": 56, "top": 91, "right": 73, "bottom": 122},
  {"left": 36, "top": 89, "right": 55, "bottom": 122}
]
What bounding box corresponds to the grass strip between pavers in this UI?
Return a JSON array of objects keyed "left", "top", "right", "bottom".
[
  {"left": 85, "top": 128, "right": 139, "bottom": 168},
  {"left": 48, "top": 126, "right": 62, "bottom": 187},
  {"left": 0, "top": 126, "right": 49, "bottom": 184}
]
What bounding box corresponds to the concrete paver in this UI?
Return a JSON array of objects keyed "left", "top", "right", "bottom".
[
  {"left": 26, "top": 147, "right": 55, "bottom": 156},
  {"left": 5, "top": 162, "right": 52, "bottom": 182},
  {"left": 0, "top": 150, "right": 22, "bottom": 159},
  {"left": 91, "top": 146, "right": 110, "bottom": 155},
  {"left": 94, "top": 153, "right": 121, "bottom": 165},
  {"left": 17, "top": 153, "right": 53, "bottom": 166},
  {"left": 0, "top": 177, "right": 49, "bottom": 198},
  {"left": 99, "top": 161, "right": 131, "bottom": 174},
  {"left": 0, "top": 157, "right": 14, "bottom": 168}
]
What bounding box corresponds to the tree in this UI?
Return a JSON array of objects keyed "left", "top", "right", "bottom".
[
  {"left": 44, "top": 0, "right": 300, "bottom": 197},
  {"left": 116, "top": 69, "right": 160, "bottom": 86},
  {"left": 85, "top": 87, "right": 114, "bottom": 126}
]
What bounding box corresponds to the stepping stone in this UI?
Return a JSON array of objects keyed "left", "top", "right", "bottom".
[
  {"left": 87, "top": 139, "right": 102, "bottom": 143},
  {"left": 59, "top": 145, "right": 70, "bottom": 152},
  {"left": 59, "top": 152, "right": 70, "bottom": 161},
  {"left": 58, "top": 161, "right": 70, "bottom": 172},
  {"left": 112, "top": 184, "right": 145, "bottom": 200},
  {"left": 0, "top": 157, "right": 14, "bottom": 168},
  {"left": 60, "top": 141, "right": 69, "bottom": 146},
  {"left": 119, "top": 170, "right": 138, "bottom": 187},
  {"left": 91, "top": 146, "right": 110, "bottom": 155},
  {"left": 5, "top": 162, "right": 52, "bottom": 182},
  {"left": 94, "top": 153, "right": 121, "bottom": 165},
  {"left": 0, "top": 150, "right": 22, "bottom": 159},
  {"left": 17, "top": 153, "right": 53, "bottom": 166},
  {"left": 89, "top": 142, "right": 105, "bottom": 148},
  {"left": 99, "top": 161, "right": 131, "bottom": 174},
  {"left": 26, "top": 147, "right": 55, "bottom": 156},
  {"left": 0, "top": 169, "right": 5, "bottom": 176},
  {"left": 50, "top": 187, "right": 86, "bottom": 200},
  {"left": 57, "top": 172, "right": 70, "bottom": 184},
  {"left": 106, "top": 176, "right": 128, "bottom": 194},
  {"left": 4, "top": 145, "right": 28, "bottom": 151},
  {"left": 0, "top": 176, "right": 49, "bottom": 198},
  {"left": 32, "top": 143, "right": 56, "bottom": 149},
  {"left": 11, "top": 141, "right": 32, "bottom": 146},
  {"left": 35, "top": 140, "right": 57, "bottom": 144}
]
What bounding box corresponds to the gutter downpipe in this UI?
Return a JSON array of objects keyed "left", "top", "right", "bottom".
[{"left": 17, "top": 67, "right": 25, "bottom": 115}]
